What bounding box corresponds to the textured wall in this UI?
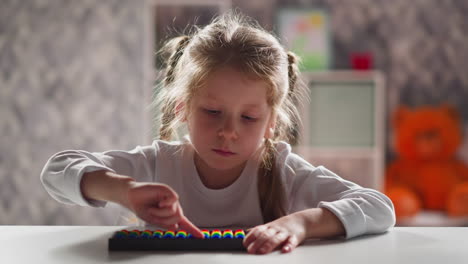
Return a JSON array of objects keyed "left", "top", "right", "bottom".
[
  {"left": 0, "top": 0, "right": 150, "bottom": 225},
  {"left": 1, "top": 0, "right": 468, "bottom": 225}
]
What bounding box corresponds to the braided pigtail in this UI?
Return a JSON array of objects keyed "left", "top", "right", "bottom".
[
  {"left": 257, "top": 138, "right": 286, "bottom": 223},
  {"left": 285, "top": 51, "right": 302, "bottom": 145},
  {"left": 159, "top": 36, "right": 191, "bottom": 141},
  {"left": 257, "top": 51, "right": 306, "bottom": 223},
  {"left": 164, "top": 36, "right": 191, "bottom": 86}
]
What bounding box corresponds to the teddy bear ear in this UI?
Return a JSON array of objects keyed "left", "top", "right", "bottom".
[
  {"left": 440, "top": 103, "right": 459, "bottom": 122},
  {"left": 393, "top": 106, "right": 410, "bottom": 127}
]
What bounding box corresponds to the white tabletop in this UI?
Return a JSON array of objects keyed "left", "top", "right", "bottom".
[{"left": 1, "top": 226, "right": 467, "bottom": 264}]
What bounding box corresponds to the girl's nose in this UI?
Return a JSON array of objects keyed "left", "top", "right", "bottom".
[{"left": 218, "top": 117, "right": 238, "bottom": 140}]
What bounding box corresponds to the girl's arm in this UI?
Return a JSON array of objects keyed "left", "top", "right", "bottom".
[
  {"left": 244, "top": 208, "right": 345, "bottom": 254},
  {"left": 41, "top": 146, "right": 204, "bottom": 237},
  {"left": 80, "top": 170, "right": 204, "bottom": 237},
  {"left": 41, "top": 144, "right": 157, "bottom": 207},
  {"left": 285, "top": 153, "right": 395, "bottom": 239},
  {"left": 297, "top": 207, "right": 345, "bottom": 238},
  {"left": 80, "top": 170, "right": 135, "bottom": 209},
  {"left": 243, "top": 207, "right": 344, "bottom": 254},
  {"left": 244, "top": 143, "right": 395, "bottom": 254},
  {"left": 244, "top": 178, "right": 393, "bottom": 254}
]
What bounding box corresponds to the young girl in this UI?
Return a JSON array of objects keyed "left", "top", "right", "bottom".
[{"left": 41, "top": 13, "right": 395, "bottom": 254}]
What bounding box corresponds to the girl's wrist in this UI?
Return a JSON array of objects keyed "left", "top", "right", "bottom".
[
  {"left": 111, "top": 174, "right": 136, "bottom": 209},
  {"left": 81, "top": 170, "right": 135, "bottom": 208},
  {"left": 298, "top": 208, "right": 345, "bottom": 239}
]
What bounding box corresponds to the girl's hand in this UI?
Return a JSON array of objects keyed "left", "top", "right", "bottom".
[
  {"left": 126, "top": 182, "right": 204, "bottom": 238},
  {"left": 244, "top": 208, "right": 345, "bottom": 254},
  {"left": 243, "top": 212, "right": 307, "bottom": 254}
]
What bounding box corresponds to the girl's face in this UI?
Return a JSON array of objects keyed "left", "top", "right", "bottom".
[{"left": 186, "top": 66, "right": 274, "bottom": 173}]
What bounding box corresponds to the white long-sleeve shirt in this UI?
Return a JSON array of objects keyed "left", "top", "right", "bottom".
[{"left": 40, "top": 138, "right": 395, "bottom": 239}]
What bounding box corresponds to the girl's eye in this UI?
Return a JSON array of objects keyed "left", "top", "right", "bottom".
[
  {"left": 204, "top": 109, "right": 220, "bottom": 115},
  {"left": 242, "top": 115, "right": 257, "bottom": 121}
]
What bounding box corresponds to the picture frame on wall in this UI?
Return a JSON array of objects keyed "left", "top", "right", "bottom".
[
  {"left": 277, "top": 9, "right": 331, "bottom": 71},
  {"left": 151, "top": 0, "right": 231, "bottom": 69}
]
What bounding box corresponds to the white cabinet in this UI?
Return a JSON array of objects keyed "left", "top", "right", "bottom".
[{"left": 295, "top": 71, "right": 385, "bottom": 190}]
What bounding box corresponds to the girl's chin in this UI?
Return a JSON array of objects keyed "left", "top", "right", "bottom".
[
  {"left": 198, "top": 154, "right": 245, "bottom": 171},
  {"left": 205, "top": 159, "right": 242, "bottom": 171}
]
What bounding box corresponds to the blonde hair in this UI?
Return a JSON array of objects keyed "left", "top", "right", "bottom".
[{"left": 155, "top": 12, "right": 306, "bottom": 222}]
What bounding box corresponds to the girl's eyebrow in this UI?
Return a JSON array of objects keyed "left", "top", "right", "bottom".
[
  {"left": 200, "top": 98, "right": 221, "bottom": 107},
  {"left": 202, "top": 96, "right": 264, "bottom": 109},
  {"left": 243, "top": 103, "right": 264, "bottom": 110},
  {"left": 199, "top": 94, "right": 220, "bottom": 102},
  {"left": 203, "top": 95, "right": 219, "bottom": 102}
]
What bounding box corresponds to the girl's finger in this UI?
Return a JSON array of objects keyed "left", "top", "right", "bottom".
[
  {"left": 148, "top": 203, "right": 177, "bottom": 217},
  {"left": 155, "top": 185, "right": 179, "bottom": 207},
  {"left": 166, "top": 223, "right": 179, "bottom": 230},
  {"left": 243, "top": 225, "right": 267, "bottom": 247},
  {"left": 281, "top": 236, "right": 300, "bottom": 253},
  {"left": 178, "top": 216, "right": 204, "bottom": 239},
  {"left": 158, "top": 196, "right": 178, "bottom": 207},
  {"left": 150, "top": 214, "right": 182, "bottom": 227},
  {"left": 257, "top": 231, "right": 289, "bottom": 254},
  {"left": 245, "top": 227, "right": 277, "bottom": 254}
]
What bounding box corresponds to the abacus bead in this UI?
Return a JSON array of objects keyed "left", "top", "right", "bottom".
[
  {"left": 176, "top": 231, "right": 188, "bottom": 238},
  {"left": 222, "top": 230, "right": 234, "bottom": 239},
  {"left": 163, "top": 230, "right": 176, "bottom": 239},
  {"left": 129, "top": 230, "right": 140, "bottom": 238},
  {"left": 152, "top": 230, "right": 163, "bottom": 238},
  {"left": 115, "top": 230, "right": 128, "bottom": 238},
  {"left": 211, "top": 229, "right": 222, "bottom": 239},
  {"left": 140, "top": 230, "right": 152, "bottom": 238},
  {"left": 201, "top": 229, "right": 210, "bottom": 239},
  {"left": 234, "top": 230, "right": 245, "bottom": 239}
]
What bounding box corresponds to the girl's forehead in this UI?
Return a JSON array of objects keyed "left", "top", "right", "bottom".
[
  {"left": 196, "top": 67, "right": 271, "bottom": 107},
  {"left": 201, "top": 95, "right": 266, "bottom": 111},
  {"left": 196, "top": 85, "right": 270, "bottom": 110}
]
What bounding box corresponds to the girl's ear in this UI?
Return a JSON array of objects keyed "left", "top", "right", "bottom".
[
  {"left": 264, "top": 114, "right": 277, "bottom": 139},
  {"left": 265, "top": 127, "right": 274, "bottom": 139},
  {"left": 175, "top": 101, "right": 187, "bottom": 121}
]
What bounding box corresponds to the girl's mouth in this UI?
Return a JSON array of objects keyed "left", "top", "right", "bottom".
[{"left": 212, "top": 149, "right": 236, "bottom": 157}]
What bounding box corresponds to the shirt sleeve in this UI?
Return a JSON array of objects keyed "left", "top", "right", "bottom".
[
  {"left": 278, "top": 143, "right": 396, "bottom": 239},
  {"left": 40, "top": 142, "right": 158, "bottom": 207}
]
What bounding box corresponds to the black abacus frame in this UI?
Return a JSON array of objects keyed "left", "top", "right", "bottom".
[{"left": 108, "top": 236, "right": 245, "bottom": 251}]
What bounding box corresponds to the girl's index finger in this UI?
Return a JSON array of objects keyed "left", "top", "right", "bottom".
[{"left": 178, "top": 216, "right": 204, "bottom": 239}]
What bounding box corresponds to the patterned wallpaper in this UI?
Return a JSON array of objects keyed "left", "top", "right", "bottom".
[
  {"left": 0, "top": 0, "right": 150, "bottom": 225},
  {"left": 1, "top": 0, "right": 467, "bottom": 225}
]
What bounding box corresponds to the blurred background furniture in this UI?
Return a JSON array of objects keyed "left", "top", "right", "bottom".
[{"left": 295, "top": 71, "right": 385, "bottom": 191}]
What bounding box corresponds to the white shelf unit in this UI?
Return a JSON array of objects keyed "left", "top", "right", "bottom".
[{"left": 294, "top": 71, "right": 385, "bottom": 190}]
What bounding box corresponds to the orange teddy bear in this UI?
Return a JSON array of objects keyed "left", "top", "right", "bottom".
[{"left": 385, "top": 104, "right": 468, "bottom": 219}]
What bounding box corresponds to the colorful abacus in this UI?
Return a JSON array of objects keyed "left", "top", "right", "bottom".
[{"left": 109, "top": 229, "right": 247, "bottom": 251}]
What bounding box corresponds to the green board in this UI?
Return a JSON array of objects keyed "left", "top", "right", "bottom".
[{"left": 308, "top": 81, "right": 375, "bottom": 147}]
